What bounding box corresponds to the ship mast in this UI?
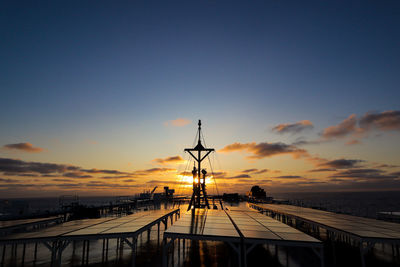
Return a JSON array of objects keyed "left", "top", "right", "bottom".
[{"left": 185, "top": 120, "right": 214, "bottom": 211}]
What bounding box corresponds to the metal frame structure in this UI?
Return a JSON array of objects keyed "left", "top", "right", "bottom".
[
  {"left": 0, "top": 209, "right": 180, "bottom": 267},
  {"left": 250, "top": 203, "right": 400, "bottom": 267},
  {"left": 0, "top": 216, "right": 63, "bottom": 237},
  {"left": 184, "top": 120, "right": 214, "bottom": 211},
  {"left": 162, "top": 209, "right": 324, "bottom": 267}
]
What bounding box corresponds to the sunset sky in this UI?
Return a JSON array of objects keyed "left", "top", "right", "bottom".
[{"left": 1, "top": 1, "right": 400, "bottom": 197}]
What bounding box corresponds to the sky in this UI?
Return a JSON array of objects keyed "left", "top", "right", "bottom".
[{"left": 1, "top": 1, "right": 400, "bottom": 198}]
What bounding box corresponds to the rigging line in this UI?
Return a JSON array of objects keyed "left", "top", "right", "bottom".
[
  {"left": 193, "top": 129, "right": 199, "bottom": 147},
  {"left": 173, "top": 150, "right": 192, "bottom": 208},
  {"left": 200, "top": 129, "right": 223, "bottom": 208},
  {"left": 207, "top": 152, "right": 219, "bottom": 196},
  {"left": 176, "top": 154, "right": 192, "bottom": 198},
  {"left": 214, "top": 151, "right": 228, "bottom": 208},
  {"left": 208, "top": 152, "right": 224, "bottom": 210}
]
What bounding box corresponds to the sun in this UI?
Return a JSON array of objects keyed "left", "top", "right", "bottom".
[{"left": 176, "top": 174, "right": 214, "bottom": 187}]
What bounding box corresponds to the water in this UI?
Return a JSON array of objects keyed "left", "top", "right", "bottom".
[
  {"left": 2, "top": 191, "right": 400, "bottom": 219},
  {"left": 270, "top": 191, "right": 400, "bottom": 218},
  {"left": 0, "top": 196, "right": 119, "bottom": 218}
]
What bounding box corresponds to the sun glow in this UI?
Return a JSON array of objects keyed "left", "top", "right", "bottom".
[{"left": 177, "top": 174, "right": 214, "bottom": 187}]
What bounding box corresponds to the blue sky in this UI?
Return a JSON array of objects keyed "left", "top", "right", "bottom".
[{"left": 0, "top": 1, "right": 399, "bottom": 197}]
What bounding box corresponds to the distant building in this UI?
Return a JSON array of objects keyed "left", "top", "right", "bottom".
[{"left": 246, "top": 185, "right": 272, "bottom": 202}]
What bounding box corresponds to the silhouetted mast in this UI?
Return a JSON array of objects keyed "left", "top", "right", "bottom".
[{"left": 185, "top": 120, "right": 214, "bottom": 211}]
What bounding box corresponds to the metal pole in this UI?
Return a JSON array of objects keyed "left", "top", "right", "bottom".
[
  {"left": 359, "top": 242, "right": 366, "bottom": 267},
  {"left": 86, "top": 240, "right": 90, "bottom": 266},
  {"left": 102, "top": 239, "right": 105, "bottom": 262},
  {"left": 1, "top": 245, "right": 6, "bottom": 267},
  {"left": 34, "top": 242, "right": 38, "bottom": 265},
  {"left": 183, "top": 239, "right": 185, "bottom": 259},
  {"left": 21, "top": 243, "right": 26, "bottom": 266},
  {"left": 162, "top": 238, "right": 167, "bottom": 267},
  {"left": 106, "top": 238, "right": 109, "bottom": 261},
  {"left": 81, "top": 241, "right": 86, "bottom": 266},
  {"left": 178, "top": 238, "right": 180, "bottom": 265}
]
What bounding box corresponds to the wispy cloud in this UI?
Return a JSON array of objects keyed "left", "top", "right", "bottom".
[
  {"left": 273, "top": 175, "right": 303, "bottom": 179},
  {"left": 308, "top": 168, "right": 337, "bottom": 173},
  {"left": 330, "top": 169, "right": 399, "bottom": 180},
  {"left": 241, "top": 168, "right": 269, "bottom": 174},
  {"left": 0, "top": 158, "right": 134, "bottom": 180},
  {"left": 318, "top": 159, "right": 364, "bottom": 169},
  {"left": 219, "top": 142, "right": 308, "bottom": 159},
  {"left": 153, "top": 155, "right": 185, "bottom": 165},
  {"left": 134, "top": 168, "right": 176, "bottom": 175},
  {"left": 82, "top": 169, "right": 129, "bottom": 175},
  {"left": 321, "top": 110, "right": 400, "bottom": 143},
  {"left": 62, "top": 172, "right": 93, "bottom": 179},
  {"left": 226, "top": 174, "right": 252, "bottom": 179},
  {"left": 164, "top": 118, "right": 191, "bottom": 127},
  {"left": 346, "top": 139, "right": 361, "bottom": 145},
  {"left": 272, "top": 120, "right": 313, "bottom": 134},
  {"left": 3, "top": 142, "right": 44, "bottom": 153},
  {"left": 322, "top": 114, "right": 358, "bottom": 139},
  {"left": 359, "top": 110, "right": 400, "bottom": 131}
]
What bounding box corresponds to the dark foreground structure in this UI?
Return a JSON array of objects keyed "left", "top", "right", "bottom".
[
  {"left": 0, "top": 209, "right": 180, "bottom": 267},
  {"left": 163, "top": 208, "right": 323, "bottom": 267},
  {"left": 250, "top": 203, "right": 400, "bottom": 267}
]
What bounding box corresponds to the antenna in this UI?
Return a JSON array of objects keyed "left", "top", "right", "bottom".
[{"left": 184, "top": 120, "right": 214, "bottom": 211}]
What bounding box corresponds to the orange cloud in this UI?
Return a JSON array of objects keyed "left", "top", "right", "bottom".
[
  {"left": 321, "top": 114, "right": 358, "bottom": 139},
  {"left": 359, "top": 110, "right": 400, "bottom": 131},
  {"left": 164, "top": 118, "right": 191, "bottom": 127},
  {"left": 3, "top": 142, "right": 44, "bottom": 153},
  {"left": 272, "top": 120, "right": 313, "bottom": 134},
  {"left": 219, "top": 142, "right": 308, "bottom": 159},
  {"left": 134, "top": 168, "right": 176, "bottom": 175},
  {"left": 153, "top": 155, "right": 185, "bottom": 165}
]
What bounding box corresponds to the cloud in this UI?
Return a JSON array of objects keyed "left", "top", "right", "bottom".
[
  {"left": 375, "top": 164, "right": 399, "bottom": 169},
  {"left": 153, "top": 155, "right": 185, "bottom": 165},
  {"left": 254, "top": 169, "right": 269, "bottom": 174},
  {"left": 52, "top": 178, "right": 74, "bottom": 182},
  {"left": 320, "top": 110, "right": 400, "bottom": 143},
  {"left": 135, "top": 168, "right": 176, "bottom": 175},
  {"left": 164, "top": 118, "right": 191, "bottom": 127},
  {"left": 219, "top": 142, "right": 308, "bottom": 159},
  {"left": 81, "top": 169, "right": 129, "bottom": 175},
  {"left": 241, "top": 169, "right": 258, "bottom": 173},
  {"left": 321, "top": 114, "right": 358, "bottom": 139},
  {"left": 146, "top": 179, "right": 183, "bottom": 185},
  {"left": 3, "top": 142, "right": 44, "bottom": 153},
  {"left": 330, "top": 169, "right": 399, "bottom": 180},
  {"left": 318, "top": 159, "right": 364, "bottom": 169},
  {"left": 0, "top": 178, "right": 19, "bottom": 183},
  {"left": 0, "top": 158, "right": 79, "bottom": 174},
  {"left": 359, "top": 110, "right": 400, "bottom": 131},
  {"left": 227, "top": 174, "right": 251, "bottom": 179},
  {"left": 346, "top": 139, "right": 361, "bottom": 145},
  {"left": 100, "top": 175, "right": 134, "bottom": 179},
  {"left": 0, "top": 158, "right": 134, "bottom": 180},
  {"left": 272, "top": 120, "right": 313, "bottom": 134},
  {"left": 241, "top": 169, "right": 269, "bottom": 174},
  {"left": 86, "top": 181, "right": 137, "bottom": 189},
  {"left": 62, "top": 172, "right": 93, "bottom": 179},
  {"left": 308, "top": 168, "right": 337, "bottom": 172},
  {"left": 273, "top": 175, "right": 303, "bottom": 179}
]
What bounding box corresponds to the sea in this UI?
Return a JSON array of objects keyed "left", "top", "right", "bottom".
[
  {"left": 271, "top": 191, "right": 400, "bottom": 218},
  {"left": 1, "top": 191, "right": 400, "bottom": 219}
]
